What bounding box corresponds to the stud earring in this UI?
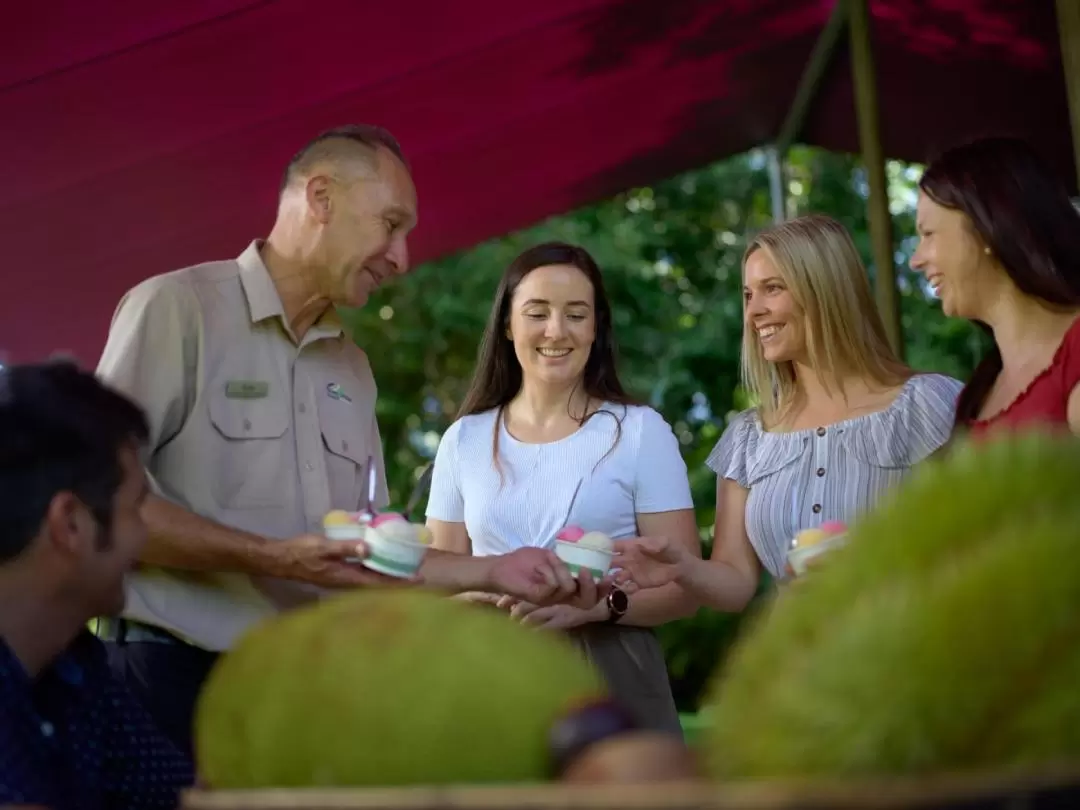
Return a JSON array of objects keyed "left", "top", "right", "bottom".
[{"left": 984, "top": 247, "right": 991, "bottom": 255}]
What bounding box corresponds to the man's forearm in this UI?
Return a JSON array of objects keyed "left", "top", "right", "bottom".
[
  {"left": 139, "top": 493, "right": 278, "bottom": 576},
  {"left": 417, "top": 548, "right": 493, "bottom": 593}
]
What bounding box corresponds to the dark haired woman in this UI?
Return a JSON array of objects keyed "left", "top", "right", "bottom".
[
  {"left": 911, "top": 136, "right": 1080, "bottom": 437},
  {"left": 424, "top": 241, "right": 699, "bottom": 734}
]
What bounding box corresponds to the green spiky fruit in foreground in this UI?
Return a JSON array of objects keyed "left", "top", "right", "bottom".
[
  {"left": 195, "top": 589, "right": 605, "bottom": 788},
  {"left": 703, "top": 430, "right": 1080, "bottom": 781}
]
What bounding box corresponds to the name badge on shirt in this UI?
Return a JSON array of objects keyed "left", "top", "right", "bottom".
[{"left": 225, "top": 380, "right": 269, "bottom": 399}]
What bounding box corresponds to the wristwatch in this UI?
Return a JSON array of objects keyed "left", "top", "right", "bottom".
[{"left": 604, "top": 587, "right": 629, "bottom": 624}]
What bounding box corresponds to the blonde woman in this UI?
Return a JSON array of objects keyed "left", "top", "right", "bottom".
[{"left": 614, "top": 214, "right": 963, "bottom": 610}]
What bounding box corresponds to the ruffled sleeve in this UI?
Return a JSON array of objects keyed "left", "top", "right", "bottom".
[
  {"left": 705, "top": 409, "right": 758, "bottom": 488},
  {"left": 840, "top": 373, "right": 964, "bottom": 468}
]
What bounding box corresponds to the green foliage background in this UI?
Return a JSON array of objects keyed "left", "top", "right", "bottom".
[{"left": 341, "top": 146, "right": 990, "bottom": 712}]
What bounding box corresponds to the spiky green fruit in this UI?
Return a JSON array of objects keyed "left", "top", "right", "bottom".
[
  {"left": 703, "top": 430, "right": 1080, "bottom": 780},
  {"left": 195, "top": 588, "right": 605, "bottom": 788}
]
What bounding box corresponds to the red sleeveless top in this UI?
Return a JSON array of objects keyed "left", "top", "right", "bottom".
[{"left": 964, "top": 317, "right": 1080, "bottom": 438}]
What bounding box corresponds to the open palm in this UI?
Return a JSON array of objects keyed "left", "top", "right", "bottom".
[{"left": 612, "top": 536, "right": 686, "bottom": 589}]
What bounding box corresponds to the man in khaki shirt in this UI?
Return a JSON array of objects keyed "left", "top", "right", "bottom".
[{"left": 95, "top": 125, "right": 594, "bottom": 758}]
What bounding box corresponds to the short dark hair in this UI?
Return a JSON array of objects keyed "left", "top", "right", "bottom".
[
  {"left": 279, "top": 124, "right": 407, "bottom": 196},
  {"left": 0, "top": 362, "right": 150, "bottom": 563},
  {"left": 919, "top": 137, "right": 1080, "bottom": 423}
]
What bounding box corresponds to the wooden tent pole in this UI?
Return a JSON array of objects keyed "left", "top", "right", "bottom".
[
  {"left": 767, "top": 146, "right": 786, "bottom": 223},
  {"left": 1057, "top": 0, "right": 1080, "bottom": 189},
  {"left": 848, "top": 0, "right": 903, "bottom": 358}
]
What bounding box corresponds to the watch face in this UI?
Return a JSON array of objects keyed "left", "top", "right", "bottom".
[{"left": 609, "top": 588, "right": 629, "bottom": 614}]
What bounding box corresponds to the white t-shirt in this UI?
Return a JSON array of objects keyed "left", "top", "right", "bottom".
[{"left": 426, "top": 403, "right": 695, "bottom": 556}]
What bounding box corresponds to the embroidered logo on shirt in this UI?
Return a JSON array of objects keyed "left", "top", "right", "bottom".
[
  {"left": 327, "top": 382, "right": 352, "bottom": 402},
  {"left": 225, "top": 380, "right": 269, "bottom": 399}
]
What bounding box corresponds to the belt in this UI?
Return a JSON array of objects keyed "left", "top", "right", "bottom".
[{"left": 94, "top": 617, "right": 186, "bottom": 646}]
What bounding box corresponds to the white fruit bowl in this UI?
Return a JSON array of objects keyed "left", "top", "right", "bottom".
[
  {"left": 554, "top": 541, "right": 613, "bottom": 580},
  {"left": 324, "top": 524, "right": 365, "bottom": 542},
  {"left": 360, "top": 529, "right": 428, "bottom": 579},
  {"left": 786, "top": 532, "right": 849, "bottom": 577},
  {"left": 323, "top": 514, "right": 428, "bottom": 579}
]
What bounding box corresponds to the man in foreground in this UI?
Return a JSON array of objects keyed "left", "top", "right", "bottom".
[{"left": 0, "top": 362, "right": 193, "bottom": 809}]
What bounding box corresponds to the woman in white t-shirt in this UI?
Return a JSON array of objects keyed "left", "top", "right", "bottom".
[{"left": 425, "top": 241, "right": 701, "bottom": 733}]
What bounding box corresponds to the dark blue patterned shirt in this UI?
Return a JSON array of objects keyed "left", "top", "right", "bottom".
[{"left": 0, "top": 630, "right": 194, "bottom": 809}]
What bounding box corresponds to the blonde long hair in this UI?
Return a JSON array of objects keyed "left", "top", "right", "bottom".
[{"left": 740, "top": 214, "right": 911, "bottom": 427}]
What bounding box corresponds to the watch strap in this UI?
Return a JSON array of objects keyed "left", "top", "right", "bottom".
[{"left": 604, "top": 588, "right": 628, "bottom": 624}]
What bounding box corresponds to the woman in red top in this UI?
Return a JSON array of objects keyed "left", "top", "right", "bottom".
[{"left": 910, "top": 137, "right": 1080, "bottom": 438}]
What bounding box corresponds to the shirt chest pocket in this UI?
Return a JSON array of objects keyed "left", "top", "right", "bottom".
[
  {"left": 207, "top": 391, "right": 290, "bottom": 509},
  {"left": 316, "top": 397, "right": 371, "bottom": 512}
]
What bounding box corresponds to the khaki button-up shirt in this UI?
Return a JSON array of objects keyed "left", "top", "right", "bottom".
[{"left": 96, "top": 241, "right": 389, "bottom": 651}]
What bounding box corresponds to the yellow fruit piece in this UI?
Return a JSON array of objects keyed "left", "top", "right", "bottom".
[
  {"left": 793, "top": 528, "right": 828, "bottom": 549},
  {"left": 322, "top": 510, "right": 353, "bottom": 528}
]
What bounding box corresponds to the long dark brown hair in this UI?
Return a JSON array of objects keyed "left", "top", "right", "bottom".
[
  {"left": 457, "top": 242, "right": 639, "bottom": 472},
  {"left": 919, "top": 137, "right": 1080, "bottom": 424}
]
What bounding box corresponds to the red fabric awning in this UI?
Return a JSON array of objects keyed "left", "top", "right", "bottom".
[{"left": 1, "top": 0, "right": 1072, "bottom": 364}]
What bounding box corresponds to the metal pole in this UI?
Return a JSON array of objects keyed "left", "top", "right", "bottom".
[
  {"left": 767, "top": 146, "right": 786, "bottom": 222},
  {"left": 1056, "top": 0, "right": 1080, "bottom": 189},
  {"left": 848, "top": 0, "right": 903, "bottom": 358},
  {"left": 775, "top": 1, "right": 849, "bottom": 156},
  {"left": 770, "top": 1, "right": 846, "bottom": 227}
]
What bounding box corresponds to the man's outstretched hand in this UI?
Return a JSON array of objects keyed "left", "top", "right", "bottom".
[
  {"left": 486, "top": 547, "right": 622, "bottom": 609},
  {"left": 269, "top": 534, "right": 418, "bottom": 588}
]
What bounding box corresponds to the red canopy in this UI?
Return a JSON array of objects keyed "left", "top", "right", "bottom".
[{"left": 1, "top": 0, "right": 1073, "bottom": 364}]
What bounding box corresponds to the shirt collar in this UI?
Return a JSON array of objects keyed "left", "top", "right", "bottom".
[
  {"left": 0, "top": 634, "right": 29, "bottom": 688},
  {"left": 0, "top": 631, "right": 89, "bottom": 688},
  {"left": 237, "top": 240, "right": 344, "bottom": 344},
  {"left": 237, "top": 240, "right": 287, "bottom": 325}
]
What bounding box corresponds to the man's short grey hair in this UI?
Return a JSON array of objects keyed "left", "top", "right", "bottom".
[{"left": 279, "top": 124, "right": 407, "bottom": 196}]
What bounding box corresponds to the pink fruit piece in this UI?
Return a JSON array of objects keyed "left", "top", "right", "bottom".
[
  {"left": 820, "top": 520, "right": 847, "bottom": 535},
  {"left": 371, "top": 512, "right": 407, "bottom": 528},
  {"left": 557, "top": 525, "right": 585, "bottom": 542}
]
